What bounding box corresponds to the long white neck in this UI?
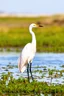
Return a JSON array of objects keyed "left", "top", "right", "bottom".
[{"left": 29, "top": 25, "right": 36, "bottom": 46}]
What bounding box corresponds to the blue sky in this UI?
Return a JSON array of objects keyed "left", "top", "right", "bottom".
[{"left": 0, "top": 0, "right": 64, "bottom": 15}]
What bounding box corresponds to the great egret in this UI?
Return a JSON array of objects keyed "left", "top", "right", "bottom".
[{"left": 18, "top": 22, "right": 42, "bottom": 81}]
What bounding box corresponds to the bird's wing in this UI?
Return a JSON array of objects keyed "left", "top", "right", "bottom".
[
  {"left": 22, "top": 43, "right": 36, "bottom": 62},
  {"left": 18, "top": 43, "right": 36, "bottom": 72},
  {"left": 18, "top": 43, "right": 33, "bottom": 72}
]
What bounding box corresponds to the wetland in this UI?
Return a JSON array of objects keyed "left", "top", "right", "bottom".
[{"left": 0, "top": 52, "right": 64, "bottom": 95}]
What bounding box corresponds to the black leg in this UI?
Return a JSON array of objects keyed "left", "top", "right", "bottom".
[
  {"left": 30, "top": 63, "right": 34, "bottom": 80},
  {"left": 27, "top": 64, "right": 29, "bottom": 82}
]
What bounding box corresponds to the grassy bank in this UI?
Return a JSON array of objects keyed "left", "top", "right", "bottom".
[{"left": 0, "top": 16, "right": 64, "bottom": 52}]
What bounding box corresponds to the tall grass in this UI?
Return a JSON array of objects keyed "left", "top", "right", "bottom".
[
  {"left": 0, "top": 16, "right": 64, "bottom": 52},
  {"left": 0, "top": 26, "right": 64, "bottom": 52}
]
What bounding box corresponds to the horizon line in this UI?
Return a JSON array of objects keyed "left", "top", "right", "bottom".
[{"left": 0, "top": 12, "right": 64, "bottom": 17}]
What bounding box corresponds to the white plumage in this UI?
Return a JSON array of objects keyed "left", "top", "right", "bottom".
[{"left": 18, "top": 23, "right": 37, "bottom": 73}]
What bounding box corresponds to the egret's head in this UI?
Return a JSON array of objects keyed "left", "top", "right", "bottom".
[
  {"left": 30, "top": 23, "right": 38, "bottom": 28},
  {"left": 30, "top": 22, "right": 43, "bottom": 28}
]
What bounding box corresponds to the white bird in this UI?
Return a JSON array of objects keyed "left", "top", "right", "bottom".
[{"left": 18, "top": 23, "right": 42, "bottom": 81}]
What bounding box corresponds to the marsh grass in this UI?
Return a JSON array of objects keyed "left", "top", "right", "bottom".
[
  {"left": 0, "top": 26, "right": 64, "bottom": 52},
  {"left": 0, "top": 17, "right": 64, "bottom": 52},
  {"left": 1, "top": 63, "right": 64, "bottom": 95}
]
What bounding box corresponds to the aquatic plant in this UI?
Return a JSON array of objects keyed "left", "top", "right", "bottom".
[
  {"left": 48, "top": 69, "right": 54, "bottom": 83},
  {"left": 0, "top": 72, "right": 64, "bottom": 95}
]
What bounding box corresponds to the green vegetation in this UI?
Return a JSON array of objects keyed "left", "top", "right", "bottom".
[
  {"left": 0, "top": 16, "right": 64, "bottom": 52},
  {"left": 0, "top": 72, "right": 64, "bottom": 96},
  {"left": 1, "top": 63, "right": 64, "bottom": 95}
]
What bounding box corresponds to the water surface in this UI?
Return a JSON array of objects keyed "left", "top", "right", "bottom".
[{"left": 0, "top": 52, "right": 64, "bottom": 84}]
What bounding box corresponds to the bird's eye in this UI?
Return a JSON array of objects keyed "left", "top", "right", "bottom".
[{"left": 34, "top": 24, "right": 36, "bottom": 27}]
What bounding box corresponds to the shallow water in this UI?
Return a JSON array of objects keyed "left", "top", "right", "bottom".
[{"left": 0, "top": 52, "right": 64, "bottom": 84}]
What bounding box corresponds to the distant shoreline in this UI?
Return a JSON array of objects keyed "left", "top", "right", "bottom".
[{"left": 0, "top": 13, "right": 64, "bottom": 17}]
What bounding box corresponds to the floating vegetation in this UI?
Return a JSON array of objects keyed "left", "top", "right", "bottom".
[
  {"left": 0, "top": 52, "right": 64, "bottom": 95},
  {"left": 1, "top": 64, "right": 64, "bottom": 95},
  {"left": 0, "top": 72, "right": 64, "bottom": 95}
]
